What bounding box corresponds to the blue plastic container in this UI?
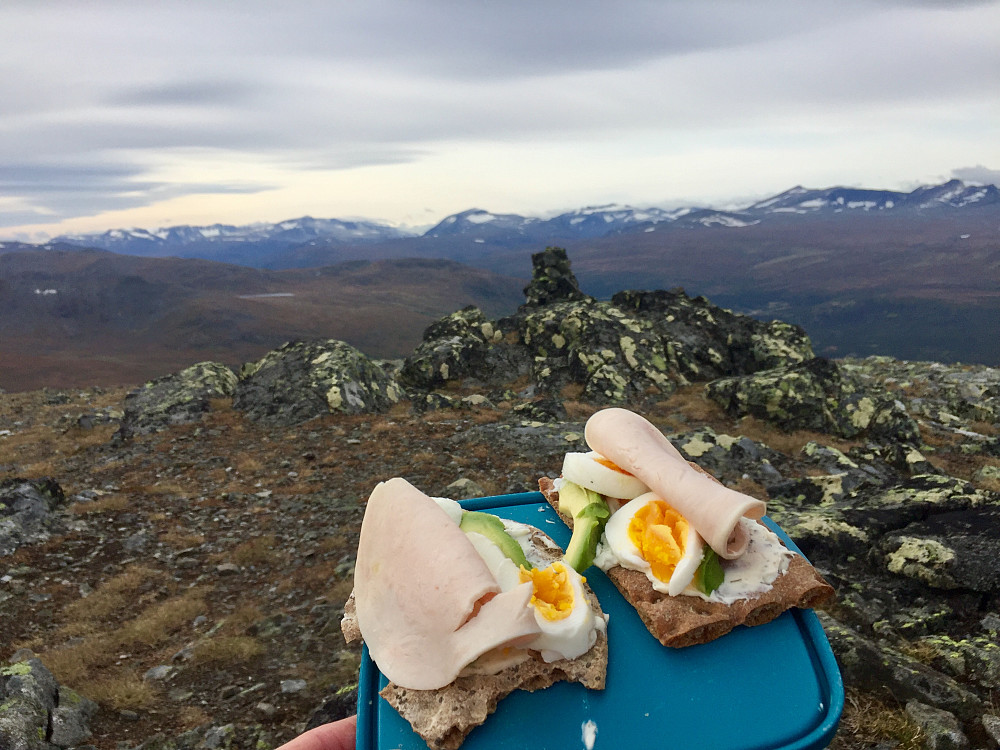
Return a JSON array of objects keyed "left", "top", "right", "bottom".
[{"left": 356, "top": 492, "right": 843, "bottom": 750}]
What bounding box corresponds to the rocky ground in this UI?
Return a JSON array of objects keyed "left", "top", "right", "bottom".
[{"left": 3, "top": 248, "right": 999, "bottom": 750}]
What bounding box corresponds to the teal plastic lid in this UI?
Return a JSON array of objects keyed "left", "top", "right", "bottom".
[{"left": 357, "top": 492, "right": 843, "bottom": 750}]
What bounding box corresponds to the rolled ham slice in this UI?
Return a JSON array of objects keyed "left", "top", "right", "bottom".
[
  {"left": 354, "top": 477, "right": 542, "bottom": 690},
  {"left": 584, "top": 408, "right": 765, "bottom": 560}
]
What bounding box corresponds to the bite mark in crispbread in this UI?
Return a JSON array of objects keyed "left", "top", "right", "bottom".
[{"left": 538, "top": 474, "right": 833, "bottom": 648}]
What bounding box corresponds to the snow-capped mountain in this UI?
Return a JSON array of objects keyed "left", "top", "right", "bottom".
[
  {"left": 45, "top": 180, "right": 999, "bottom": 268},
  {"left": 425, "top": 204, "right": 691, "bottom": 242},
  {"left": 743, "top": 179, "right": 999, "bottom": 216},
  {"left": 54, "top": 216, "right": 411, "bottom": 259},
  {"left": 424, "top": 209, "right": 541, "bottom": 238}
]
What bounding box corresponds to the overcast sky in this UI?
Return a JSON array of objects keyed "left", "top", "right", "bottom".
[{"left": 1, "top": 0, "right": 998, "bottom": 241}]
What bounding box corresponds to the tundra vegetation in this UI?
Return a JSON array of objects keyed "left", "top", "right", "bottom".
[{"left": 1, "top": 248, "right": 998, "bottom": 749}]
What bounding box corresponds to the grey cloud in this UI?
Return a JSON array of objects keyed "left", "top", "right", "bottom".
[
  {"left": 952, "top": 165, "right": 1000, "bottom": 185},
  {"left": 106, "top": 80, "right": 259, "bottom": 107},
  {"left": 0, "top": 0, "right": 997, "bottom": 233},
  {"left": 0, "top": 161, "right": 274, "bottom": 229}
]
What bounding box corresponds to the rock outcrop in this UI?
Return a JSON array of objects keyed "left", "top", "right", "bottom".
[
  {"left": 0, "top": 478, "right": 66, "bottom": 557},
  {"left": 400, "top": 248, "right": 815, "bottom": 406},
  {"left": 234, "top": 339, "right": 404, "bottom": 425},
  {"left": 0, "top": 656, "right": 98, "bottom": 750},
  {"left": 116, "top": 361, "right": 238, "bottom": 439}
]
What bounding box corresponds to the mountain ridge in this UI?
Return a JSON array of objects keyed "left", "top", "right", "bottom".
[{"left": 31, "top": 179, "right": 998, "bottom": 264}]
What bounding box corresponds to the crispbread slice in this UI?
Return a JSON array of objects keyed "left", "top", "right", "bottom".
[
  {"left": 341, "top": 523, "right": 608, "bottom": 750},
  {"left": 538, "top": 474, "right": 834, "bottom": 648}
]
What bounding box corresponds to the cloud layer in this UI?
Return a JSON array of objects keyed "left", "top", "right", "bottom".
[{"left": 1, "top": 0, "right": 998, "bottom": 236}]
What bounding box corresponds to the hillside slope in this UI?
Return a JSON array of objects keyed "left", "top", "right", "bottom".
[{"left": 0, "top": 251, "right": 526, "bottom": 391}]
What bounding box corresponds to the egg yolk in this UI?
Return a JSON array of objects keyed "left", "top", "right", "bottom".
[
  {"left": 594, "top": 456, "right": 634, "bottom": 475},
  {"left": 519, "top": 562, "right": 575, "bottom": 621},
  {"left": 628, "top": 500, "right": 689, "bottom": 584}
]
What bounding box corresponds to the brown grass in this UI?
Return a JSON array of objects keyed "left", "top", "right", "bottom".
[
  {"left": 836, "top": 689, "right": 924, "bottom": 750},
  {"left": 142, "top": 480, "right": 190, "bottom": 496},
  {"left": 61, "top": 565, "right": 164, "bottom": 623},
  {"left": 218, "top": 604, "right": 265, "bottom": 635},
  {"left": 227, "top": 535, "right": 280, "bottom": 566},
  {"left": 735, "top": 416, "right": 857, "bottom": 456},
  {"left": 189, "top": 636, "right": 264, "bottom": 666},
  {"left": 160, "top": 529, "right": 206, "bottom": 549},
  {"left": 77, "top": 671, "right": 159, "bottom": 711},
  {"left": 40, "top": 584, "right": 209, "bottom": 687},
  {"left": 209, "top": 397, "right": 233, "bottom": 412},
  {"left": 117, "top": 588, "right": 207, "bottom": 647},
  {"left": 68, "top": 493, "right": 131, "bottom": 514}
]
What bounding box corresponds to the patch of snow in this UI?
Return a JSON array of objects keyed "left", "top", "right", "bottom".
[
  {"left": 474, "top": 239, "right": 485, "bottom": 243},
  {"left": 699, "top": 215, "right": 759, "bottom": 228},
  {"left": 34, "top": 288, "right": 58, "bottom": 295},
  {"left": 960, "top": 234, "right": 971, "bottom": 239},
  {"left": 467, "top": 212, "right": 497, "bottom": 224},
  {"left": 798, "top": 199, "right": 827, "bottom": 209},
  {"left": 847, "top": 201, "right": 877, "bottom": 210}
]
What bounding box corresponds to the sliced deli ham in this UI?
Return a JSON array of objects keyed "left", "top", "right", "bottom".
[
  {"left": 354, "top": 478, "right": 541, "bottom": 690},
  {"left": 584, "top": 408, "right": 765, "bottom": 560}
]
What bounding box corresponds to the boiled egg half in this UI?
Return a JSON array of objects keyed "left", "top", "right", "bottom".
[
  {"left": 561, "top": 451, "right": 649, "bottom": 500},
  {"left": 597, "top": 492, "right": 706, "bottom": 597}
]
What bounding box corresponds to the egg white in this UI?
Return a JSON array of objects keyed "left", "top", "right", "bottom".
[
  {"left": 562, "top": 451, "right": 649, "bottom": 499},
  {"left": 526, "top": 563, "right": 603, "bottom": 663},
  {"left": 462, "top": 519, "right": 604, "bottom": 664},
  {"left": 600, "top": 493, "right": 706, "bottom": 596}
]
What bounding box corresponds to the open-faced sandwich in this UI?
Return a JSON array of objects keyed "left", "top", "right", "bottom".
[
  {"left": 341, "top": 477, "right": 608, "bottom": 750},
  {"left": 538, "top": 407, "right": 834, "bottom": 649}
]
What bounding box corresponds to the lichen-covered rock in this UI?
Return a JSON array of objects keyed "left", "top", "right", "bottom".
[
  {"left": 399, "top": 307, "right": 500, "bottom": 389},
  {"left": 842, "top": 356, "right": 1000, "bottom": 429},
  {"left": 0, "top": 657, "right": 97, "bottom": 750},
  {"left": 125, "top": 723, "right": 275, "bottom": 750},
  {"left": 510, "top": 397, "right": 567, "bottom": 422},
  {"left": 705, "top": 356, "right": 922, "bottom": 443},
  {"left": 905, "top": 701, "right": 970, "bottom": 750},
  {"left": 766, "top": 441, "right": 890, "bottom": 508},
  {"left": 400, "top": 250, "right": 824, "bottom": 405},
  {"left": 522, "top": 246, "right": 593, "bottom": 307},
  {"left": 819, "top": 613, "right": 983, "bottom": 721},
  {"left": 234, "top": 340, "right": 403, "bottom": 425},
  {"left": 115, "top": 360, "right": 237, "bottom": 439},
  {"left": 881, "top": 507, "right": 1000, "bottom": 593},
  {"left": 518, "top": 299, "right": 676, "bottom": 403},
  {"left": 0, "top": 478, "right": 66, "bottom": 557},
  {"left": 668, "top": 426, "right": 784, "bottom": 486},
  {"left": 914, "top": 634, "right": 1000, "bottom": 693},
  {"left": 611, "top": 289, "right": 814, "bottom": 380}
]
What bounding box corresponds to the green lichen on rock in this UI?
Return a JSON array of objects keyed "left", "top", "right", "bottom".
[
  {"left": 884, "top": 536, "right": 960, "bottom": 589},
  {"left": 234, "top": 339, "right": 402, "bottom": 425},
  {"left": 116, "top": 360, "right": 238, "bottom": 439},
  {"left": 0, "top": 662, "right": 32, "bottom": 677},
  {"left": 705, "top": 356, "right": 921, "bottom": 443}
]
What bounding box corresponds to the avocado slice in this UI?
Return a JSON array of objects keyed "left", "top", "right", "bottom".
[
  {"left": 558, "top": 481, "right": 611, "bottom": 572},
  {"left": 460, "top": 511, "right": 532, "bottom": 570}
]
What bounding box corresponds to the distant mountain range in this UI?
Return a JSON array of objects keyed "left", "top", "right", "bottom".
[
  {"left": 2, "top": 178, "right": 998, "bottom": 388},
  {"left": 5, "top": 179, "right": 991, "bottom": 268}
]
